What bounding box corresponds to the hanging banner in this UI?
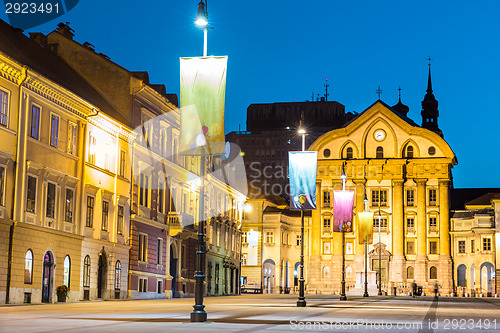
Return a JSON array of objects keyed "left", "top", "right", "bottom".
[
  {"left": 180, "top": 56, "right": 227, "bottom": 155},
  {"left": 358, "top": 212, "right": 374, "bottom": 244},
  {"left": 333, "top": 191, "right": 354, "bottom": 232},
  {"left": 288, "top": 151, "right": 318, "bottom": 210}
]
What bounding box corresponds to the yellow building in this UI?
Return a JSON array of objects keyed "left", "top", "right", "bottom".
[
  {"left": 451, "top": 193, "right": 498, "bottom": 297},
  {"left": 308, "top": 94, "right": 457, "bottom": 295}
]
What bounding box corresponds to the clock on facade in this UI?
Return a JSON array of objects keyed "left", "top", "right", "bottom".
[{"left": 374, "top": 129, "right": 386, "bottom": 141}]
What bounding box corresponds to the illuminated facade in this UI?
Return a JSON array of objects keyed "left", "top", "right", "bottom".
[
  {"left": 241, "top": 196, "right": 311, "bottom": 294},
  {"left": 0, "top": 20, "right": 119, "bottom": 303},
  {"left": 451, "top": 193, "right": 499, "bottom": 296},
  {"left": 308, "top": 93, "right": 457, "bottom": 295}
]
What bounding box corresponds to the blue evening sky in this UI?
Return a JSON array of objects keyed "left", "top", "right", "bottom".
[{"left": 2, "top": 1, "right": 499, "bottom": 188}]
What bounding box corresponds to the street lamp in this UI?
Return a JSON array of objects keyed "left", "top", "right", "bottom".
[
  {"left": 190, "top": 1, "right": 209, "bottom": 323},
  {"left": 363, "top": 196, "right": 369, "bottom": 298},
  {"left": 340, "top": 167, "right": 347, "bottom": 301},
  {"left": 195, "top": 0, "right": 209, "bottom": 57},
  {"left": 377, "top": 207, "right": 382, "bottom": 296},
  {"left": 297, "top": 126, "right": 306, "bottom": 307}
]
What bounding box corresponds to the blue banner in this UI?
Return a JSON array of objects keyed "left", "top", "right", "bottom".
[{"left": 288, "top": 151, "right": 317, "bottom": 210}]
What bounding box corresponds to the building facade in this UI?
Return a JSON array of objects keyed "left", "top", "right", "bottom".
[
  {"left": 451, "top": 193, "right": 499, "bottom": 297},
  {"left": 241, "top": 196, "right": 311, "bottom": 294},
  {"left": 308, "top": 75, "right": 457, "bottom": 295}
]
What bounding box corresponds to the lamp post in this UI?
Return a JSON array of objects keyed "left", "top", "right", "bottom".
[
  {"left": 377, "top": 207, "right": 382, "bottom": 296},
  {"left": 340, "top": 168, "right": 347, "bottom": 301},
  {"left": 191, "top": 1, "right": 209, "bottom": 323},
  {"left": 195, "top": 1, "right": 209, "bottom": 57},
  {"left": 363, "top": 196, "right": 369, "bottom": 298},
  {"left": 297, "top": 127, "right": 306, "bottom": 307}
]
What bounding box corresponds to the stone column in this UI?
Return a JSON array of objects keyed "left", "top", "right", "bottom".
[
  {"left": 439, "top": 179, "right": 453, "bottom": 295},
  {"left": 415, "top": 179, "right": 427, "bottom": 284},
  {"left": 391, "top": 179, "right": 405, "bottom": 284}
]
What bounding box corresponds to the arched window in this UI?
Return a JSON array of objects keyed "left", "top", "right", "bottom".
[
  {"left": 407, "top": 266, "right": 414, "bottom": 279},
  {"left": 115, "top": 261, "right": 121, "bottom": 290},
  {"left": 322, "top": 266, "right": 330, "bottom": 279},
  {"left": 376, "top": 146, "right": 384, "bottom": 158},
  {"left": 406, "top": 146, "right": 414, "bottom": 158},
  {"left": 429, "top": 266, "right": 437, "bottom": 279},
  {"left": 24, "top": 249, "right": 33, "bottom": 284},
  {"left": 346, "top": 147, "right": 353, "bottom": 159},
  {"left": 63, "top": 255, "right": 71, "bottom": 287},
  {"left": 83, "top": 255, "right": 91, "bottom": 288}
]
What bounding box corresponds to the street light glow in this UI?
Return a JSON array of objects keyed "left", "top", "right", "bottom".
[
  {"left": 298, "top": 128, "right": 306, "bottom": 135},
  {"left": 244, "top": 203, "right": 252, "bottom": 213},
  {"left": 195, "top": 17, "right": 208, "bottom": 28}
]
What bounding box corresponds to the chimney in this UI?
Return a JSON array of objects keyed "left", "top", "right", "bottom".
[
  {"left": 320, "top": 97, "right": 325, "bottom": 102},
  {"left": 29, "top": 32, "right": 47, "bottom": 46},
  {"left": 83, "top": 42, "right": 95, "bottom": 51},
  {"left": 56, "top": 22, "right": 74, "bottom": 39}
]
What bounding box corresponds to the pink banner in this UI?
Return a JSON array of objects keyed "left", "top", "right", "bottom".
[{"left": 333, "top": 191, "right": 354, "bottom": 232}]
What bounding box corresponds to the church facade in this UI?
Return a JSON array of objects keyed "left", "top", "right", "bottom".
[{"left": 307, "top": 71, "right": 457, "bottom": 295}]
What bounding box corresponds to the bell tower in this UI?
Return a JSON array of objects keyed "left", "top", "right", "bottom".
[{"left": 421, "top": 59, "right": 442, "bottom": 137}]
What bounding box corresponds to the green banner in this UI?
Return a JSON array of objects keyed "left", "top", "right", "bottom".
[{"left": 180, "top": 56, "right": 227, "bottom": 155}]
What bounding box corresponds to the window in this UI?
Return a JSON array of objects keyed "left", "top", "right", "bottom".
[
  {"left": 138, "top": 278, "right": 147, "bottom": 292},
  {"left": 458, "top": 240, "right": 466, "bottom": 254},
  {"left": 117, "top": 205, "right": 124, "bottom": 235},
  {"left": 406, "top": 218, "right": 414, "bottom": 232},
  {"left": 158, "top": 181, "right": 164, "bottom": 214},
  {"left": 373, "top": 218, "right": 388, "bottom": 230},
  {"left": 483, "top": 238, "right": 491, "bottom": 251},
  {"left": 0, "top": 89, "right": 8, "bottom": 126},
  {"left": 406, "top": 241, "right": 415, "bottom": 255},
  {"left": 429, "top": 266, "right": 437, "bottom": 279},
  {"left": 372, "top": 190, "right": 388, "bottom": 206},
  {"left": 323, "top": 218, "right": 331, "bottom": 233},
  {"left": 88, "top": 133, "right": 96, "bottom": 164},
  {"left": 101, "top": 201, "right": 109, "bottom": 231},
  {"left": 471, "top": 239, "right": 475, "bottom": 253},
  {"left": 104, "top": 151, "right": 111, "bottom": 171},
  {"left": 376, "top": 146, "right": 384, "bottom": 158},
  {"left": 68, "top": 123, "right": 77, "bottom": 155},
  {"left": 46, "top": 182, "right": 56, "bottom": 219},
  {"left": 139, "top": 233, "right": 148, "bottom": 261},
  {"left": 429, "top": 217, "right": 437, "bottom": 231},
  {"left": 181, "top": 245, "right": 186, "bottom": 269},
  {"left": 346, "top": 147, "right": 353, "bottom": 159},
  {"left": 242, "top": 254, "right": 247, "bottom": 265},
  {"left": 119, "top": 150, "right": 126, "bottom": 177},
  {"left": 157, "top": 238, "right": 163, "bottom": 265},
  {"left": 0, "top": 166, "right": 5, "bottom": 206},
  {"left": 323, "top": 241, "right": 331, "bottom": 254},
  {"left": 323, "top": 149, "right": 331, "bottom": 158},
  {"left": 30, "top": 105, "right": 40, "bottom": 139},
  {"left": 50, "top": 114, "right": 59, "bottom": 147},
  {"left": 428, "top": 146, "right": 436, "bottom": 155},
  {"left": 265, "top": 231, "right": 274, "bottom": 244},
  {"left": 429, "top": 241, "right": 438, "bottom": 254},
  {"left": 323, "top": 191, "right": 331, "bottom": 207},
  {"left": 26, "top": 176, "right": 36, "bottom": 213},
  {"left": 115, "top": 261, "right": 121, "bottom": 290},
  {"left": 24, "top": 250, "right": 33, "bottom": 284},
  {"left": 64, "top": 189, "right": 74, "bottom": 223},
  {"left": 405, "top": 146, "right": 414, "bottom": 158},
  {"left": 406, "top": 189, "right": 414, "bottom": 206},
  {"left": 86, "top": 196, "right": 94, "bottom": 228},
  {"left": 429, "top": 189, "right": 437, "bottom": 206},
  {"left": 157, "top": 280, "right": 162, "bottom": 294},
  {"left": 407, "top": 266, "right": 414, "bottom": 279},
  {"left": 242, "top": 232, "right": 247, "bottom": 243},
  {"left": 63, "top": 255, "right": 71, "bottom": 288},
  {"left": 139, "top": 174, "right": 149, "bottom": 207},
  {"left": 83, "top": 255, "right": 90, "bottom": 287},
  {"left": 296, "top": 234, "right": 302, "bottom": 246}
]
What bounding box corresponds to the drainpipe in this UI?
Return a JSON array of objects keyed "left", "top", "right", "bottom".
[{"left": 6, "top": 67, "right": 28, "bottom": 304}]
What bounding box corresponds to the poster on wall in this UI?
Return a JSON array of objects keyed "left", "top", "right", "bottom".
[{"left": 288, "top": 151, "right": 318, "bottom": 210}]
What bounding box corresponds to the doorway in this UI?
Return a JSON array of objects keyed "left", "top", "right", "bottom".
[
  {"left": 41, "top": 252, "right": 53, "bottom": 303},
  {"left": 97, "top": 252, "right": 107, "bottom": 299}
]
